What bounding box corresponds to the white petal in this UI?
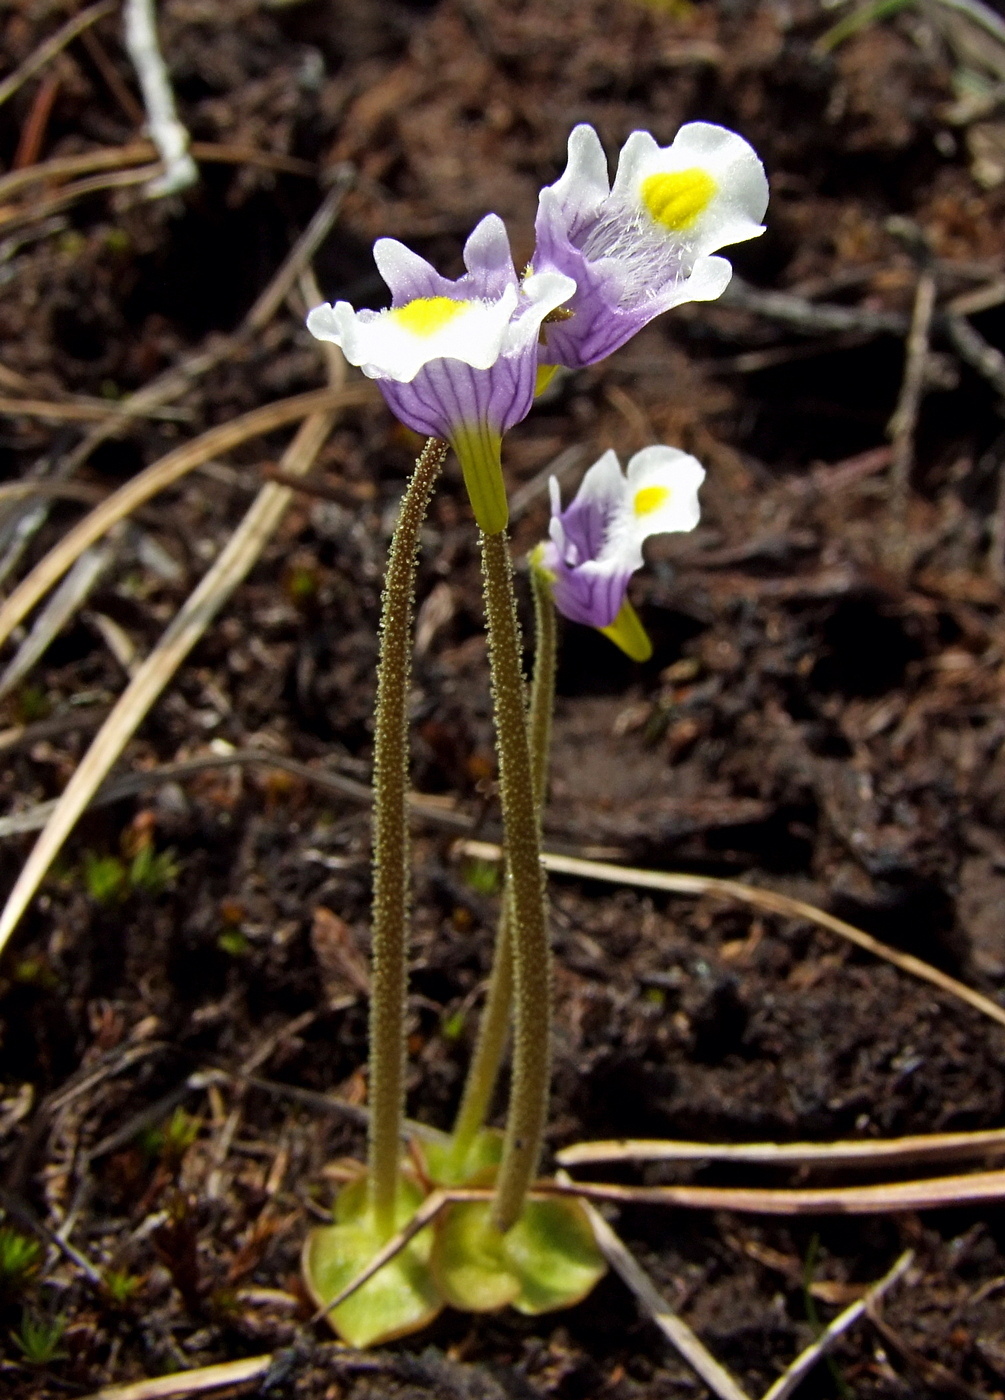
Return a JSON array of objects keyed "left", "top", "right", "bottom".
[
  {"left": 549, "top": 124, "right": 611, "bottom": 224},
  {"left": 610, "top": 129, "right": 661, "bottom": 203},
  {"left": 662, "top": 254, "right": 733, "bottom": 309},
  {"left": 502, "top": 270, "right": 576, "bottom": 354},
  {"left": 601, "top": 445, "right": 705, "bottom": 563},
  {"left": 632, "top": 121, "right": 768, "bottom": 258},
  {"left": 462, "top": 213, "right": 516, "bottom": 280},
  {"left": 373, "top": 238, "right": 442, "bottom": 301},
  {"left": 311, "top": 288, "right": 518, "bottom": 383},
  {"left": 574, "top": 448, "right": 629, "bottom": 516}
]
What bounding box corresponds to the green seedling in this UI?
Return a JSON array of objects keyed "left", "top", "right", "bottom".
[
  {"left": 0, "top": 1227, "right": 42, "bottom": 1292},
  {"left": 83, "top": 853, "right": 128, "bottom": 905},
  {"left": 10, "top": 1310, "right": 66, "bottom": 1365},
  {"left": 440, "top": 1008, "right": 466, "bottom": 1042},
  {"left": 103, "top": 1269, "right": 143, "bottom": 1306},
  {"left": 82, "top": 844, "right": 178, "bottom": 905},
  {"left": 128, "top": 843, "right": 179, "bottom": 896},
  {"left": 461, "top": 859, "right": 501, "bottom": 896},
  {"left": 217, "top": 929, "right": 249, "bottom": 957},
  {"left": 141, "top": 1107, "right": 200, "bottom": 1167}
]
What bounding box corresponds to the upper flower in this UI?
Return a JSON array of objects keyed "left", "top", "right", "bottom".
[
  {"left": 534, "top": 445, "right": 705, "bottom": 660},
  {"left": 533, "top": 122, "right": 768, "bottom": 370},
  {"left": 307, "top": 215, "right": 575, "bottom": 534}
]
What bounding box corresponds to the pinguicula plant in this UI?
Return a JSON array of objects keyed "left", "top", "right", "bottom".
[{"left": 301, "top": 118, "right": 766, "bottom": 1346}]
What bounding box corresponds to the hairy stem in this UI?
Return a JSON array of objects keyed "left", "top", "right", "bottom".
[
  {"left": 449, "top": 565, "right": 557, "bottom": 1169},
  {"left": 480, "top": 530, "right": 552, "bottom": 1233},
  {"left": 368, "top": 437, "right": 447, "bottom": 1239}
]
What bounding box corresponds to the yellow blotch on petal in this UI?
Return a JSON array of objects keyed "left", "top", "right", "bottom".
[
  {"left": 633, "top": 484, "right": 671, "bottom": 517},
  {"left": 390, "top": 296, "right": 468, "bottom": 336},
  {"left": 641, "top": 168, "right": 716, "bottom": 232}
]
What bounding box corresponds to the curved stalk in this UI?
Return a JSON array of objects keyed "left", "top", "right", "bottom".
[
  {"left": 448, "top": 565, "right": 556, "bottom": 1170},
  {"left": 368, "top": 437, "right": 447, "bottom": 1240},
  {"left": 480, "top": 530, "right": 552, "bottom": 1233}
]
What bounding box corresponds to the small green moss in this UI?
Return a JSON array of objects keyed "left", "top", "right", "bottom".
[
  {"left": 643, "top": 986, "right": 666, "bottom": 1008},
  {"left": 104, "top": 228, "right": 131, "bottom": 255},
  {"left": 103, "top": 1269, "right": 142, "bottom": 1306},
  {"left": 462, "top": 859, "right": 501, "bottom": 896},
  {"left": 82, "top": 852, "right": 127, "bottom": 905},
  {"left": 217, "top": 929, "right": 249, "bottom": 957},
  {"left": 286, "top": 567, "right": 318, "bottom": 604},
  {"left": 441, "top": 1008, "right": 466, "bottom": 1042},
  {"left": 14, "top": 684, "right": 49, "bottom": 723},
  {"left": 0, "top": 1227, "right": 42, "bottom": 1290},
  {"left": 10, "top": 1309, "right": 66, "bottom": 1365},
  {"left": 128, "top": 844, "right": 179, "bottom": 895}
]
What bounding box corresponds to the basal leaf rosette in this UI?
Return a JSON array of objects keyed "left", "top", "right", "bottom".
[{"left": 302, "top": 1171, "right": 442, "bottom": 1348}]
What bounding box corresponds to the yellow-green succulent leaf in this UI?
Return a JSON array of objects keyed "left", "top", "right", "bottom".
[
  {"left": 302, "top": 1172, "right": 442, "bottom": 1347},
  {"left": 430, "top": 1201, "right": 521, "bottom": 1312},
  {"left": 422, "top": 1127, "right": 505, "bottom": 1188},
  {"left": 599, "top": 598, "right": 652, "bottom": 661},
  {"left": 505, "top": 1197, "right": 607, "bottom": 1315}
]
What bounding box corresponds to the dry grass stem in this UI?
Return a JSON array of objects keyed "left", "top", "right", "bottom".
[
  {"left": 557, "top": 1127, "right": 1005, "bottom": 1169},
  {"left": 0, "top": 1, "right": 115, "bottom": 110},
  {"left": 0, "top": 533, "right": 122, "bottom": 699},
  {"left": 79, "top": 1354, "right": 275, "bottom": 1400},
  {"left": 0, "top": 748, "right": 474, "bottom": 840},
  {"left": 887, "top": 269, "right": 937, "bottom": 562},
  {"left": 0, "top": 409, "right": 337, "bottom": 954},
  {"left": 562, "top": 1173, "right": 752, "bottom": 1400},
  {"left": 0, "top": 396, "right": 194, "bottom": 423},
  {"left": 0, "top": 386, "right": 369, "bottom": 653},
  {"left": 552, "top": 1169, "right": 1005, "bottom": 1214},
  {"left": 760, "top": 1251, "right": 914, "bottom": 1400},
  {"left": 455, "top": 841, "right": 1005, "bottom": 1032}
]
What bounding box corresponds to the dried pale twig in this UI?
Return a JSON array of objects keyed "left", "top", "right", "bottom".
[
  {"left": 945, "top": 315, "right": 1005, "bottom": 399},
  {"left": 123, "top": 0, "right": 198, "bottom": 197},
  {"left": 455, "top": 840, "right": 1005, "bottom": 1032},
  {"left": 53, "top": 169, "right": 353, "bottom": 483},
  {"left": 887, "top": 269, "right": 937, "bottom": 556},
  {"left": 0, "top": 140, "right": 313, "bottom": 205},
  {"left": 0, "top": 406, "right": 337, "bottom": 955},
  {"left": 0, "top": 164, "right": 164, "bottom": 232},
  {"left": 760, "top": 1250, "right": 914, "bottom": 1400},
  {"left": 0, "top": 748, "right": 473, "bottom": 840},
  {"left": 80, "top": 1355, "right": 276, "bottom": 1400},
  {"left": 0, "top": 1, "right": 115, "bottom": 110},
  {"left": 561, "top": 1172, "right": 752, "bottom": 1400},
  {"left": 548, "top": 1169, "right": 1005, "bottom": 1214},
  {"left": 0, "top": 396, "right": 193, "bottom": 423},
  {"left": 557, "top": 1126, "right": 1005, "bottom": 1170},
  {"left": 0, "top": 533, "right": 123, "bottom": 700},
  {"left": 0, "top": 386, "right": 366, "bottom": 653}
]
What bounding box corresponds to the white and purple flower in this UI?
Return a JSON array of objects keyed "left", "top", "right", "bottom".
[
  {"left": 533, "top": 445, "right": 705, "bottom": 660},
  {"left": 533, "top": 122, "right": 768, "bottom": 371},
  {"left": 307, "top": 215, "right": 575, "bottom": 535}
]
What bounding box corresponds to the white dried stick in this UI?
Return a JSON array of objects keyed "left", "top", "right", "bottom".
[{"left": 123, "top": 0, "right": 198, "bottom": 197}]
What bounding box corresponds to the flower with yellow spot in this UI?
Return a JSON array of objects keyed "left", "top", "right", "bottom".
[
  {"left": 307, "top": 215, "right": 575, "bottom": 534},
  {"left": 533, "top": 122, "right": 768, "bottom": 370},
  {"left": 532, "top": 445, "right": 705, "bottom": 661}
]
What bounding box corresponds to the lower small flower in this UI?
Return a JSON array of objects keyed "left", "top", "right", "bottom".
[{"left": 533, "top": 445, "right": 705, "bottom": 660}]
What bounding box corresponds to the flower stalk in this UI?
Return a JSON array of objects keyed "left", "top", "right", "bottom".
[
  {"left": 447, "top": 564, "right": 557, "bottom": 1172},
  {"left": 479, "top": 530, "right": 552, "bottom": 1234},
  {"left": 368, "top": 436, "right": 448, "bottom": 1240}
]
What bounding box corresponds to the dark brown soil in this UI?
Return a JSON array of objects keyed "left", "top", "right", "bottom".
[{"left": 2, "top": 0, "right": 1005, "bottom": 1395}]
